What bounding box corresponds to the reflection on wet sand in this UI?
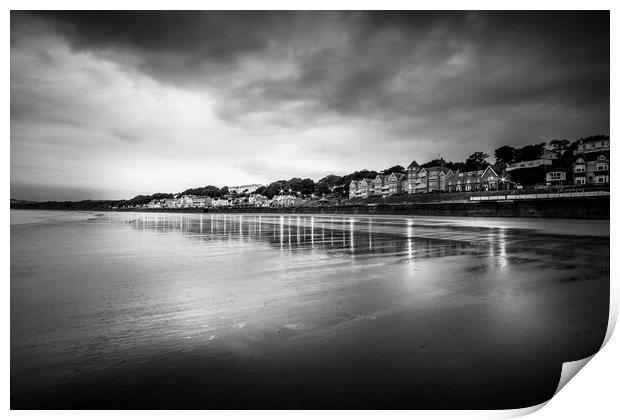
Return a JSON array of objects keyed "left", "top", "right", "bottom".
[
  {"left": 125, "top": 213, "right": 484, "bottom": 263},
  {"left": 11, "top": 211, "right": 609, "bottom": 409}
]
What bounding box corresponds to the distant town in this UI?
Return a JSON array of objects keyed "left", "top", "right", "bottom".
[
  {"left": 131, "top": 134, "right": 609, "bottom": 210},
  {"left": 10, "top": 134, "right": 609, "bottom": 212}
]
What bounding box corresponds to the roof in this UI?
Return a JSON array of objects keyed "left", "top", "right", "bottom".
[
  {"left": 388, "top": 172, "right": 406, "bottom": 181},
  {"left": 480, "top": 165, "right": 499, "bottom": 178},
  {"left": 407, "top": 160, "right": 420, "bottom": 169}
]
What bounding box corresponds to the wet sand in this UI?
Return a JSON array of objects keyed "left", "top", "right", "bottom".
[{"left": 11, "top": 211, "right": 609, "bottom": 409}]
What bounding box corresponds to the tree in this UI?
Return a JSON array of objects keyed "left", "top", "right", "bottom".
[
  {"left": 300, "top": 178, "right": 316, "bottom": 196},
  {"left": 514, "top": 143, "right": 546, "bottom": 162},
  {"left": 421, "top": 159, "right": 446, "bottom": 168},
  {"left": 316, "top": 174, "right": 342, "bottom": 196},
  {"left": 494, "top": 146, "right": 516, "bottom": 165},
  {"left": 285, "top": 178, "right": 303, "bottom": 194},
  {"left": 380, "top": 165, "right": 405, "bottom": 174},
  {"left": 462, "top": 152, "right": 489, "bottom": 172},
  {"left": 549, "top": 139, "right": 570, "bottom": 158},
  {"left": 262, "top": 180, "right": 287, "bottom": 198}
]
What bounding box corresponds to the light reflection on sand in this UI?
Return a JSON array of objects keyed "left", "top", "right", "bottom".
[{"left": 10, "top": 210, "right": 610, "bottom": 409}]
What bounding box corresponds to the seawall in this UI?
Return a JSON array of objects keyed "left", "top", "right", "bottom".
[{"left": 204, "top": 197, "right": 609, "bottom": 219}]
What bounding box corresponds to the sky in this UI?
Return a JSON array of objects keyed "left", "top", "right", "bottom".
[{"left": 10, "top": 11, "right": 609, "bottom": 201}]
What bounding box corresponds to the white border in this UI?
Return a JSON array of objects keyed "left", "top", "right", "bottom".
[{"left": 4, "top": 2, "right": 616, "bottom": 419}]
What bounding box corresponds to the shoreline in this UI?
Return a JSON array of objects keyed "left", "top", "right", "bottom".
[{"left": 11, "top": 196, "right": 609, "bottom": 219}]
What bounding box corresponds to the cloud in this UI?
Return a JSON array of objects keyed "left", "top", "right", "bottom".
[{"left": 10, "top": 11, "right": 610, "bottom": 200}]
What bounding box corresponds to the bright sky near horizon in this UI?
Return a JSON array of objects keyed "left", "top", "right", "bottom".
[{"left": 10, "top": 11, "right": 609, "bottom": 201}]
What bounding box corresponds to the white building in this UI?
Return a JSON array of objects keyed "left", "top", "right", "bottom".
[
  {"left": 192, "top": 196, "right": 212, "bottom": 208},
  {"left": 211, "top": 198, "right": 232, "bottom": 208},
  {"left": 228, "top": 184, "right": 264, "bottom": 194}
]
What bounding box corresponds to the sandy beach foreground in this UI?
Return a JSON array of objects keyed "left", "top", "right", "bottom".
[{"left": 11, "top": 211, "right": 609, "bottom": 409}]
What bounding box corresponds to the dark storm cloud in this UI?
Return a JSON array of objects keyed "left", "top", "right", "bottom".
[
  {"left": 10, "top": 10, "right": 609, "bottom": 200},
  {"left": 21, "top": 11, "right": 609, "bottom": 135}
]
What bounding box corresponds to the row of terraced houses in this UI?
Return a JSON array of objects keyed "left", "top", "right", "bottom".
[{"left": 349, "top": 136, "right": 610, "bottom": 198}]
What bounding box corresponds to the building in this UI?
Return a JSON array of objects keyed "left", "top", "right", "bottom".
[
  {"left": 252, "top": 196, "right": 270, "bottom": 207},
  {"left": 405, "top": 161, "right": 421, "bottom": 193},
  {"left": 248, "top": 193, "right": 267, "bottom": 205},
  {"left": 386, "top": 172, "right": 407, "bottom": 195},
  {"left": 177, "top": 195, "right": 195, "bottom": 208},
  {"left": 271, "top": 195, "right": 302, "bottom": 207},
  {"left": 349, "top": 181, "right": 359, "bottom": 199},
  {"left": 373, "top": 175, "right": 388, "bottom": 197},
  {"left": 192, "top": 196, "right": 212, "bottom": 208},
  {"left": 546, "top": 168, "right": 567, "bottom": 186},
  {"left": 409, "top": 167, "right": 428, "bottom": 193},
  {"left": 163, "top": 198, "right": 178, "bottom": 208},
  {"left": 572, "top": 136, "right": 610, "bottom": 185},
  {"left": 211, "top": 198, "right": 231, "bottom": 207},
  {"left": 505, "top": 158, "right": 554, "bottom": 172},
  {"left": 228, "top": 184, "right": 264, "bottom": 194},
  {"left": 406, "top": 161, "right": 450, "bottom": 193},
  {"left": 357, "top": 179, "right": 375, "bottom": 198},
  {"left": 445, "top": 166, "right": 500, "bottom": 192},
  {"left": 425, "top": 166, "right": 450, "bottom": 192},
  {"left": 147, "top": 199, "right": 164, "bottom": 209},
  {"left": 479, "top": 166, "right": 500, "bottom": 190}
]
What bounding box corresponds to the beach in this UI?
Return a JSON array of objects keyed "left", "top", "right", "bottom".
[{"left": 10, "top": 210, "right": 609, "bottom": 409}]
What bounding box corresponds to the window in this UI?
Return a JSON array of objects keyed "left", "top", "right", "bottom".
[
  {"left": 574, "top": 165, "right": 586, "bottom": 173},
  {"left": 547, "top": 172, "right": 563, "bottom": 181},
  {"left": 596, "top": 176, "right": 609, "bottom": 184},
  {"left": 596, "top": 163, "right": 609, "bottom": 171},
  {"left": 465, "top": 185, "right": 472, "bottom": 191},
  {"left": 598, "top": 155, "right": 607, "bottom": 161}
]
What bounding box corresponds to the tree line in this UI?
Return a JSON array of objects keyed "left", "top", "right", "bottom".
[{"left": 12, "top": 135, "right": 607, "bottom": 210}]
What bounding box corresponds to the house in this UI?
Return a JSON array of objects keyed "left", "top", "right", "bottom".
[
  {"left": 373, "top": 175, "right": 388, "bottom": 197},
  {"left": 228, "top": 184, "right": 264, "bottom": 194},
  {"left": 271, "top": 194, "right": 302, "bottom": 207},
  {"left": 546, "top": 168, "right": 567, "bottom": 186},
  {"left": 163, "top": 198, "right": 178, "bottom": 208},
  {"left": 318, "top": 197, "right": 331, "bottom": 207},
  {"left": 479, "top": 166, "right": 500, "bottom": 190},
  {"left": 147, "top": 199, "right": 164, "bottom": 209},
  {"left": 349, "top": 181, "right": 359, "bottom": 199},
  {"left": 192, "top": 196, "right": 212, "bottom": 208},
  {"left": 425, "top": 166, "right": 450, "bottom": 192},
  {"left": 506, "top": 153, "right": 556, "bottom": 187},
  {"left": 357, "top": 179, "right": 375, "bottom": 198},
  {"left": 572, "top": 136, "right": 609, "bottom": 185},
  {"left": 386, "top": 172, "right": 407, "bottom": 195},
  {"left": 177, "top": 195, "right": 196, "bottom": 208},
  {"left": 411, "top": 167, "right": 428, "bottom": 193},
  {"left": 248, "top": 193, "right": 268, "bottom": 205},
  {"left": 405, "top": 160, "right": 421, "bottom": 194},
  {"left": 445, "top": 169, "right": 486, "bottom": 192},
  {"left": 252, "top": 196, "right": 270, "bottom": 207},
  {"left": 572, "top": 153, "right": 609, "bottom": 185},
  {"left": 211, "top": 198, "right": 231, "bottom": 208},
  {"left": 505, "top": 158, "right": 554, "bottom": 172}
]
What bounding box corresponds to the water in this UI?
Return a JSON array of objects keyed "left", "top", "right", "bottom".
[{"left": 10, "top": 210, "right": 610, "bottom": 408}]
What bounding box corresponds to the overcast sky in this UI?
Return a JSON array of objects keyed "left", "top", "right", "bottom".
[{"left": 11, "top": 11, "right": 609, "bottom": 201}]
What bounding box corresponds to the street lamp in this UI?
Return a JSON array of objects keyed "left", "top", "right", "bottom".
[{"left": 501, "top": 177, "right": 518, "bottom": 190}]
